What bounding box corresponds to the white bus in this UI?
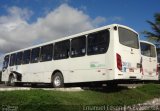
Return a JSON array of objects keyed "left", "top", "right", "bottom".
[
  {"left": 1, "top": 24, "right": 142, "bottom": 87},
  {"left": 140, "top": 41, "right": 159, "bottom": 80}
]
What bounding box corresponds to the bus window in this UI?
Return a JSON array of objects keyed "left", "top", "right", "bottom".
[
  {"left": 31, "top": 48, "right": 40, "bottom": 63},
  {"left": 71, "top": 36, "right": 86, "bottom": 58},
  {"left": 87, "top": 29, "right": 109, "bottom": 55},
  {"left": 22, "top": 50, "right": 31, "bottom": 64},
  {"left": 15, "top": 52, "right": 23, "bottom": 65},
  {"left": 119, "top": 27, "right": 139, "bottom": 49},
  {"left": 10, "top": 54, "right": 16, "bottom": 66},
  {"left": 41, "top": 44, "right": 53, "bottom": 62},
  {"left": 151, "top": 45, "right": 156, "bottom": 57},
  {"left": 54, "top": 40, "right": 70, "bottom": 60},
  {"left": 141, "top": 42, "right": 156, "bottom": 57},
  {"left": 157, "top": 48, "right": 160, "bottom": 63},
  {"left": 2, "top": 55, "right": 9, "bottom": 70}
]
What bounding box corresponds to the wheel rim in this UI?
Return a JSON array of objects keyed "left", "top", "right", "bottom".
[{"left": 54, "top": 76, "right": 61, "bottom": 87}]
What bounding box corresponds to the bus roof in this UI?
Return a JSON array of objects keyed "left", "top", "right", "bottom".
[
  {"left": 4, "top": 24, "right": 138, "bottom": 55},
  {"left": 140, "top": 40, "right": 156, "bottom": 47}
]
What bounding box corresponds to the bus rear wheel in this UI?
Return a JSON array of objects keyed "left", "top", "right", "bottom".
[{"left": 52, "top": 72, "right": 64, "bottom": 88}]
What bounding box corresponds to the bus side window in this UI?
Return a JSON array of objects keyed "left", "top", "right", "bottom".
[
  {"left": 15, "top": 52, "right": 23, "bottom": 65},
  {"left": 22, "top": 50, "right": 31, "bottom": 64},
  {"left": 87, "top": 30, "right": 110, "bottom": 55},
  {"left": 10, "top": 54, "right": 16, "bottom": 66},
  {"left": 40, "top": 44, "right": 53, "bottom": 62},
  {"left": 31, "top": 47, "right": 40, "bottom": 63},
  {"left": 71, "top": 36, "right": 86, "bottom": 58},
  {"left": 54, "top": 40, "right": 70, "bottom": 60},
  {"left": 2, "top": 55, "right": 9, "bottom": 70}
]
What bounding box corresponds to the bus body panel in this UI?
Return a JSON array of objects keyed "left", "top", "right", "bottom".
[
  {"left": 140, "top": 41, "right": 158, "bottom": 80},
  {"left": 115, "top": 46, "right": 141, "bottom": 79},
  {"left": 114, "top": 25, "right": 141, "bottom": 80}
]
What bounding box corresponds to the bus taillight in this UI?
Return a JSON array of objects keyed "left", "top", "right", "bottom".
[{"left": 116, "top": 53, "right": 122, "bottom": 71}]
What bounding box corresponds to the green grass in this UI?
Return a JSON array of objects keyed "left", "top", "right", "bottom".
[{"left": 0, "top": 84, "right": 160, "bottom": 111}]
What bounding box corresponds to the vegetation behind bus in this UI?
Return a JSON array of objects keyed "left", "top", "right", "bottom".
[
  {"left": 143, "top": 13, "right": 160, "bottom": 42},
  {"left": 143, "top": 13, "right": 160, "bottom": 66}
]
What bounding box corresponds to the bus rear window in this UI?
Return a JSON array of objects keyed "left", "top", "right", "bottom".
[
  {"left": 119, "top": 27, "right": 139, "bottom": 49},
  {"left": 141, "top": 42, "right": 156, "bottom": 57}
]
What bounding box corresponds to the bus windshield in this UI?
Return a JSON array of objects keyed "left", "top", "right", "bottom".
[
  {"left": 140, "top": 42, "right": 156, "bottom": 57},
  {"left": 2, "top": 55, "right": 9, "bottom": 69},
  {"left": 119, "top": 27, "right": 139, "bottom": 49}
]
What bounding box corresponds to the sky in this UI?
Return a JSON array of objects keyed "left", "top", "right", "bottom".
[{"left": 0, "top": 0, "right": 160, "bottom": 67}]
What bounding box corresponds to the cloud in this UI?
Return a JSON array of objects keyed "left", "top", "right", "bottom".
[
  {"left": 0, "top": 6, "right": 34, "bottom": 52},
  {"left": 0, "top": 4, "right": 106, "bottom": 54},
  {"left": 7, "top": 6, "right": 33, "bottom": 21},
  {"left": 92, "top": 16, "right": 106, "bottom": 26}
]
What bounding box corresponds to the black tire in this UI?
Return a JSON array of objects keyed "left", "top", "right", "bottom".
[
  {"left": 31, "top": 83, "right": 37, "bottom": 87},
  {"left": 8, "top": 75, "right": 16, "bottom": 86},
  {"left": 52, "top": 72, "right": 64, "bottom": 88},
  {"left": 16, "top": 82, "right": 23, "bottom": 87}
]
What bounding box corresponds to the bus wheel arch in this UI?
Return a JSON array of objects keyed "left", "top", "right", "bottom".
[{"left": 51, "top": 70, "right": 64, "bottom": 88}]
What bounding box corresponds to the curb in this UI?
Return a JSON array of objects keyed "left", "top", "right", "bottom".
[{"left": 0, "top": 87, "right": 83, "bottom": 91}]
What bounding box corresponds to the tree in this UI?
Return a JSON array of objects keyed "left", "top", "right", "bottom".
[{"left": 143, "top": 13, "right": 160, "bottom": 42}]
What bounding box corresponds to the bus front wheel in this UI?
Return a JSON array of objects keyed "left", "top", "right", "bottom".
[
  {"left": 9, "top": 75, "right": 16, "bottom": 86},
  {"left": 52, "top": 72, "right": 64, "bottom": 88}
]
